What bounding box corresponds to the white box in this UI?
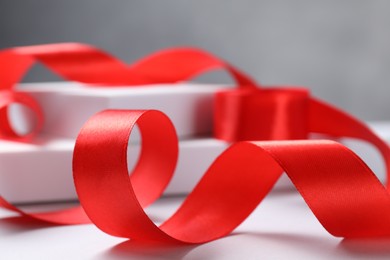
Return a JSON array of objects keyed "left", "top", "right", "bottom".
[
  {"left": 1, "top": 122, "right": 388, "bottom": 204},
  {"left": 0, "top": 136, "right": 229, "bottom": 204},
  {"left": 11, "top": 82, "right": 227, "bottom": 141}
]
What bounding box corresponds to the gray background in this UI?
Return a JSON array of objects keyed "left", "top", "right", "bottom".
[{"left": 1, "top": 0, "right": 390, "bottom": 120}]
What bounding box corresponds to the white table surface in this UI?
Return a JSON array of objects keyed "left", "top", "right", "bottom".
[{"left": 2, "top": 187, "right": 390, "bottom": 260}]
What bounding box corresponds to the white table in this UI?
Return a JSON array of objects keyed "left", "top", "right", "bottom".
[{"left": 2, "top": 188, "right": 389, "bottom": 260}]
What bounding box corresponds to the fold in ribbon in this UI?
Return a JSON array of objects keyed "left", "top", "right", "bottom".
[{"left": 1, "top": 43, "right": 390, "bottom": 242}]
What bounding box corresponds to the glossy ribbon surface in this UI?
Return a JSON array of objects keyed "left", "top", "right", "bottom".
[
  {"left": 1, "top": 43, "right": 390, "bottom": 242},
  {"left": 74, "top": 110, "right": 390, "bottom": 242}
]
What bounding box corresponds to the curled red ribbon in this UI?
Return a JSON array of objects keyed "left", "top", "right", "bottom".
[
  {"left": 73, "top": 109, "right": 390, "bottom": 242},
  {"left": 1, "top": 43, "right": 390, "bottom": 242}
]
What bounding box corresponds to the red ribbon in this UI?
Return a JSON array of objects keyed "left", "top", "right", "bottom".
[
  {"left": 1, "top": 43, "right": 390, "bottom": 242},
  {"left": 74, "top": 110, "right": 390, "bottom": 242}
]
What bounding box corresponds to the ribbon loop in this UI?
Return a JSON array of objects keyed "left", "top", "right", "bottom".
[
  {"left": 0, "top": 90, "right": 44, "bottom": 140},
  {"left": 73, "top": 110, "right": 178, "bottom": 238}
]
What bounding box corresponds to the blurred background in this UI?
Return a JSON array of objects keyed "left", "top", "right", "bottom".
[{"left": 1, "top": 0, "right": 390, "bottom": 121}]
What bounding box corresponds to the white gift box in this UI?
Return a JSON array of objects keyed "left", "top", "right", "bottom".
[
  {"left": 1, "top": 122, "right": 389, "bottom": 204},
  {"left": 11, "top": 82, "right": 227, "bottom": 141},
  {"left": 0, "top": 136, "right": 228, "bottom": 204}
]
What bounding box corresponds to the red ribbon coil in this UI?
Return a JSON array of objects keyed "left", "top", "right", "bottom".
[{"left": 0, "top": 43, "right": 390, "bottom": 242}]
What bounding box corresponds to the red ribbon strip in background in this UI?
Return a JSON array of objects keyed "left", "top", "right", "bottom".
[
  {"left": 0, "top": 42, "right": 255, "bottom": 141},
  {"left": 1, "top": 43, "right": 390, "bottom": 242}
]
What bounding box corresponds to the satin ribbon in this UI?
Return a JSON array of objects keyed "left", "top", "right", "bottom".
[
  {"left": 1, "top": 43, "right": 390, "bottom": 242},
  {"left": 74, "top": 110, "right": 390, "bottom": 242},
  {"left": 0, "top": 42, "right": 255, "bottom": 140}
]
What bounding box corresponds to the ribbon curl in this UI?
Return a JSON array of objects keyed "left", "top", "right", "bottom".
[
  {"left": 73, "top": 109, "right": 390, "bottom": 242},
  {"left": 0, "top": 43, "right": 390, "bottom": 242}
]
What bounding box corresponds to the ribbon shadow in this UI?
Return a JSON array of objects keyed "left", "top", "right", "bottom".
[
  {"left": 339, "top": 238, "right": 390, "bottom": 258},
  {"left": 0, "top": 215, "right": 55, "bottom": 235},
  {"left": 102, "top": 239, "right": 197, "bottom": 260}
]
